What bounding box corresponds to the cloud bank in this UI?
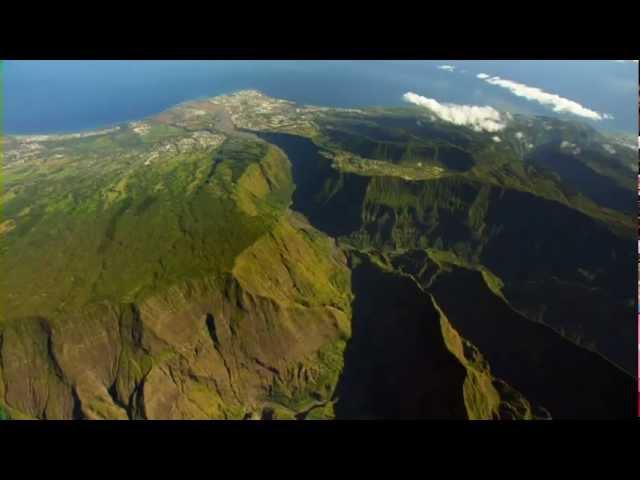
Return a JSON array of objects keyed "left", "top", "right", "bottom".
[
  {"left": 403, "top": 92, "right": 505, "bottom": 132},
  {"left": 476, "top": 74, "right": 611, "bottom": 121},
  {"left": 437, "top": 65, "right": 456, "bottom": 72}
]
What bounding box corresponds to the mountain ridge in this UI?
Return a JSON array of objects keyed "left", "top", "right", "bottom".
[{"left": 1, "top": 91, "right": 634, "bottom": 419}]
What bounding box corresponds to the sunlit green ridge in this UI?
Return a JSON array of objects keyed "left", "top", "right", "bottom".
[{"left": 0, "top": 91, "right": 634, "bottom": 419}]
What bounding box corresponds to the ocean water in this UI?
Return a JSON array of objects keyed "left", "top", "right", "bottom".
[{"left": 2, "top": 60, "right": 637, "bottom": 134}]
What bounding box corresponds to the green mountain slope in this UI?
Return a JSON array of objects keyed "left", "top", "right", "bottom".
[
  {"left": 334, "top": 251, "right": 549, "bottom": 419},
  {"left": 259, "top": 123, "right": 634, "bottom": 375},
  {"left": 1, "top": 112, "right": 354, "bottom": 419},
  {"left": 1, "top": 91, "right": 634, "bottom": 419}
]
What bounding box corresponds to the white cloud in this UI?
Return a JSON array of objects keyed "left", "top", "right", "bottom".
[
  {"left": 612, "top": 60, "right": 639, "bottom": 63},
  {"left": 403, "top": 92, "right": 506, "bottom": 132},
  {"left": 476, "top": 73, "right": 490, "bottom": 79},
  {"left": 477, "top": 74, "right": 611, "bottom": 121},
  {"left": 602, "top": 144, "right": 616, "bottom": 155},
  {"left": 437, "top": 65, "right": 456, "bottom": 72},
  {"left": 561, "top": 140, "right": 581, "bottom": 155}
]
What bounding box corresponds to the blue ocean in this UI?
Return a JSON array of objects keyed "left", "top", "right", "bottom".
[{"left": 3, "top": 60, "right": 637, "bottom": 134}]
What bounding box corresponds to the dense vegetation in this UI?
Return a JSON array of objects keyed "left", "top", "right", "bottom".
[
  {"left": 1, "top": 92, "right": 634, "bottom": 419},
  {"left": 263, "top": 114, "right": 635, "bottom": 373}
]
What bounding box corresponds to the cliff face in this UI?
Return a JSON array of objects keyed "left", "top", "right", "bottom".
[
  {"left": 261, "top": 131, "right": 634, "bottom": 373},
  {"left": 259, "top": 128, "right": 635, "bottom": 418},
  {"left": 1, "top": 96, "right": 634, "bottom": 420},
  {"left": 333, "top": 252, "right": 548, "bottom": 420},
  {"left": 0, "top": 214, "right": 352, "bottom": 420},
  {"left": 0, "top": 126, "right": 540, "bottom": 420},
  {"left": 0, "top": 130, "right": 354, "bottom": 420},
  {"left": 0, "top": 246, "right": 552, "bottom": 420}
]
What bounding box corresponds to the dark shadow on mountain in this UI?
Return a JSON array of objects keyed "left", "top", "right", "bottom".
[
  {"left": 322, "top": 124, "right": 474, "bottom": 172},
  {"left": 333, "top": 253, "right": 468, "bottom": 419},
  {"left": 479, "top": 187, "right": 633, "bottom": 294},
  {"left": 429, "top": 267, "right": 636, "bottom": 419},
  {"left": 503, "top": 279, "right": 635, "bottom": 374},
  {"left": 436, "top": 145, "right": 474, "bottom": 172},
  {"left": 362, "top": 115, "right": 475, "bottom": 150},
  {"left": 257, "top": 132, "right": 367, "bottom": 237},
  {"left": 527, "top": 144, "right": 634, "bottom": 214}
]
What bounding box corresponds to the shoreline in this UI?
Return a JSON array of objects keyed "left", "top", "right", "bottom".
[
  {"left": 5, "top": 89, "right": 637, "bottom": 141},
  {"left": 4, "top": 90, "right": 256, "bottom": 138}
]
